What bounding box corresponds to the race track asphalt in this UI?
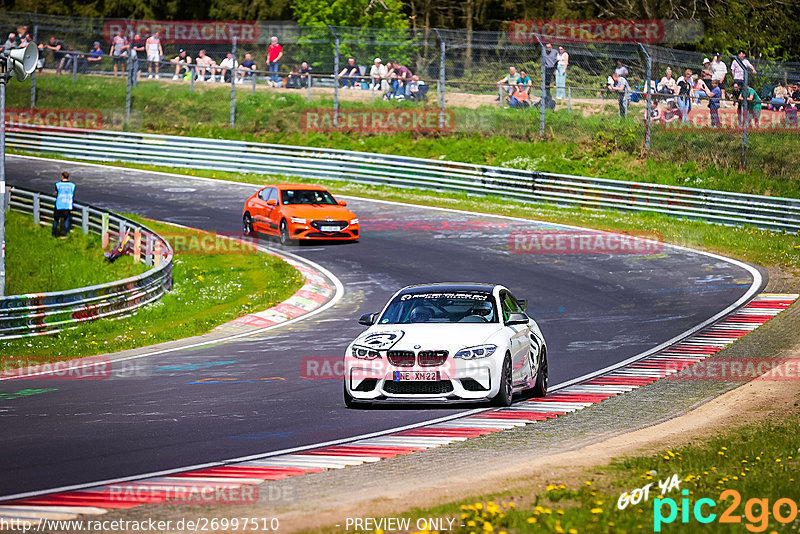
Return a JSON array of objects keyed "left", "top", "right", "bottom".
[{"left": 0, "top": 156, "right": 764, "bottom": 497}]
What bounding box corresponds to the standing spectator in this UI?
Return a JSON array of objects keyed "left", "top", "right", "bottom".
[
  {"left": 86, "top": 41, "right": 104, "bottom": 70},
  {"left": 699, "top": 79, "right": 722, "bottom": 127},
  {"left": 1, "top": 33, "right": 16, "bottom": 53},
  {"left": 217, "top": 52, "right": 238, "bottom": 83},
  {"left": 52, "top": 172, "right": 75, "bottom": 238},
  {"left": 615, "top": 60, "right": 629, "bottom": 78},
  {"left": 369, "top": 58, "right": 387, "bottom": 90},
  {"left": 555, "top": 45, "right": 568, "bottom": 99},
  {"left": 145, "top": 32, "right": 163, "bottom": 79},
  {"left": 740, "top": 82, "right": 762, "bottom": 126},
  {"left": 710, "top": 53, "right": 729, "bottom": 106},
  {"left": 495, "top": 66, "right": 520, "bottom": 103},
  {"left": 701, "top": 58, "right": 713, "bottom": 90},
  {"left": 170, "top": 48, "right": 193, "bottom": 80},
  {"left": 110, "top": 30, "right": 128, "bottom": 77},
  {"left": 608, "top": 72, "right": 631, "bottom": 118},
  {"left": 731, "top": 51, "right": 756, "bottom": 85},
  {"left": 392, "top": 62, "right": 412, "bottom": 99},
  {"left": 299, "top": 61, "right": 313, "bottom": 88},
  {"left": 42, "top": 36, "right": 66, "bottom": 74},
  {"left": 543, "top": 42, "right": 558, "bottom": 102},
  {"left": 675, "top": 68, "right": 694, "bottom": 122},
  {"left": 338, "top": 57, "right": 360, "bottom": 89},
  {"left": 195, "top": 49, "right": 217, "bottom": 81},
  {"left": 130, "top": 34, "right": 144, "bottom": 81},
  {"left": 239, "top": 52, "right": 256, "bottom": 82},
  {"left": 267, "top": 36, "right": 283, "bottom": 87}
]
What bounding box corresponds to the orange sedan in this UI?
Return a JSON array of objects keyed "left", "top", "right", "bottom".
[{"left": 243, "top": 183, "right": 360, "bottom": 245}]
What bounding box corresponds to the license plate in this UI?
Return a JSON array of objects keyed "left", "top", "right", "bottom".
[
  {"left": 393, "top": 371, "right": 439, "bottom": 381},
  {"left": 320, "top": 225, "right": 340, "bottom": 232}
]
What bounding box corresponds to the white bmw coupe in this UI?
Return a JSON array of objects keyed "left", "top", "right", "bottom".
[{"left": 344, "top": 283, "right": 548, "bottom": 407}]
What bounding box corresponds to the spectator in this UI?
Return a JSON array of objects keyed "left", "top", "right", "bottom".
[
  {"left": 658, "top": 67, "right": 677, "bottom": 96},
  {"left": 771, "top": 81, "right": 788, "bottom": 109},
  {"left": 217, "top": 52, "right": 238, "bottom": 83},
  {"left": 195, "top": 49, "right": 217, "bottom": 81},
  {"left": 145, "top": 32, "right": 163, "bottom": 79},
  {"left": 615, "top": 60, "right": 629, "bottom": 78},
  {"left": 785, "top": 82, "right": 800, "bottom": 126},
  {"left": 495, "top": 66, "right": 520, "bottom": 103},
  {"left": 543, "top": 42, "right": 558, "bottom": 101},
  {"left": 130, "top": 34, "right": 145, "bottom": 80},
  {"left": 299, "top": 61, "right": 313, "bottom": 88},
  {"left": 369, "top": 58, "right": 387, "bottom": 90},
  {"left": 710, "top": 52, "right": 729, "bottom": 106},
  {"left": 509, "top": 80, "right": 530, "bottom": 108},
  {"left": 239, "top": 52, "right": 256, "bottom": 82},
  {"left": 518, "top": 68, "right": 533, "bottom": 96},
  {"left": 42, "top": 36, "right": 66, "bottom": 74},
  {"left": 52, "top": 172, "right": 75, "bottom": 238},
  {"left": 731, "top": 51, "right": 756, "bottom": 86},
  {"left": 267, "top": 35, "right": 283, "bottom": 87},
  {"left": 692, "top": 74, "right": 706, "bottom": 105},
  {"left": 698, "top": 78, "right": 722, "bottom": 127},
  {"left": 286, "top": 64, "right": 301, "bottom": 88},
  {"left": 86, "top": 41, "right": 104, "bottom": 70},
  {"left": 170, "top": 48, "right": 193, "bottom": 80},
  {"left": 338, "top": 56, "right": 360, "bottom": 89},
  {"left": 675, "top": 68, "right": 694, "bottom": 122},
  {"left": 110, "top": 30, "right": 128, "bottom": 77},
  {"left": 607, "top": 71, "right": 631, "bottom": 118},
  {"left": 644, "top": 100, "right": 680, "bottom": 124},
  {"left": 701, "top": 58, "right": 713, "bottom": 90},
  {"left": 738, "top": 81, "right": 762, "bottom": 126},
  {"left": 61, "top": 46, "right": 78, "bottom": 74},
  {"left": 392, "top": 62, "right": 412, "bottom": 100},
  {"left": 556, "top": 45, "right": 568, "bottom": 99},
  {"left": 1, "top": 33, "right": 16, "bottom": 53},
  {"left": 408, "top": 74, "right": 426, "bottom": 101}
]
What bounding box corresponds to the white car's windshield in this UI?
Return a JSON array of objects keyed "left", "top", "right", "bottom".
[{"left": 378, "top": 291, "right": 498, "bottom": 324}]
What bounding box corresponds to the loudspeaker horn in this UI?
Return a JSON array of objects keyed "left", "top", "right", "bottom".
[{"left": 8, "top": 42, "right": 38, "bottom": 82}]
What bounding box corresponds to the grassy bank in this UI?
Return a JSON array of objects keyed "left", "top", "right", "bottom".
[
  {"left": 5, "top": 210, "right": 146, "bottom": 295},
  {"left": 5, "top": 74, "right": 799, "bottom": 198},
  {"left": 0, "top": 216, "right": 304, "bottom": 360},
  {"left": 367, "top": 418, "right": 799, "bottom": 534}
]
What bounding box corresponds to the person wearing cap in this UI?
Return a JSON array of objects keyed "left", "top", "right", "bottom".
[
  {"left": 170, "top": 48, "right": 193, "bottom": 80},
  {"left": 86, "top": 40, "right": 104, "bottom": 71},
  {"left": 701, "top": 58, "right": 713, "bottom": 90},
  {"left": 370, "top": 57, "right": 387, "bottom": 91},
  {"left": 52, "top": 172, "right": 76, "bottom": 238}
]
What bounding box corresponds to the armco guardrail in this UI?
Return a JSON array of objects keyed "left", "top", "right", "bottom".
[
  {"left": 6, "top": 126, "right": 800, "bottom": 233},
  {"left": 1, "top": 186, "right": 173, "bottom": 339}
]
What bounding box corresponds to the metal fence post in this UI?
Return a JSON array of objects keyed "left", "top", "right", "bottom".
[
  {"left": 230, "top": 37, "right": 237, "bottom": 127},
  {"left": 72, "top": 50, "right": 77, "bottom": 82},
  {"left": 539, "top": 41, "right": 546, "bottom": 137},
  {"left": 125, "top": 30, "right": 133, "bottom": 126},
  {"left": 30, "top": 24, "right": 37, "bottom": 109},
  {"left": 734, "top": 56, "right": 748, "bottom": 169},
  {"left": 433, "top": 29, "right": 446, "bottom": 129},
  {"left": 329, "top": 26, "right": 340, "bottom": 128},
  {"left": 639, "top": 44, "right": 652, "bottom": 151}
]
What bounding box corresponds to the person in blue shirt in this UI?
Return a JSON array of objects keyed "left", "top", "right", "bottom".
[{"left": 52, "top": 172, "right": 75, "bottom": 237}]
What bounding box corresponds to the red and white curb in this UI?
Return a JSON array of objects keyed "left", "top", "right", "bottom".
[{"left": 0, "top": 293, "right": 796, "bottom": 522}]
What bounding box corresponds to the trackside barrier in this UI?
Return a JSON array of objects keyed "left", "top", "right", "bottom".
[
  {"left": 1, "top": 186, "right": 173, "bottom": 339},
  {"left": 6, "top": 126, "right": 800, "bottom": 233}
]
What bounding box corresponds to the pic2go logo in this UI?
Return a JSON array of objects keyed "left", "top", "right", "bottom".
[{"left": 654, "top": 489, "right": 799, "bottom": 532}]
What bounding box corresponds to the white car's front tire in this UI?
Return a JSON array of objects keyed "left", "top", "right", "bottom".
[{"left": 490, "top": 354, "right": 513, "bottom": 407}]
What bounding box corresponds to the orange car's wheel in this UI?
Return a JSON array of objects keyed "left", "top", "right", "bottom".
[
  {"left": 279, "top": 219, "right": 294, "bottom": 246},
  {"left": 243, "top": 213, "right": 255, "bottom": 236}
]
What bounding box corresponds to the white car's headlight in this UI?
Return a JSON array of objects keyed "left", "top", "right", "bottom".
[
  {"left": 453, "top": 344, "right": 497, "bottom": 360},
  {"left": 290, "top": 216, "right": 307, "bottom": 224},
  {"left": 350, "top": 218, "right": 359, "bottom": 225},
  {"left": 351, "top": 346, "right": 382, "bottom": 360}
]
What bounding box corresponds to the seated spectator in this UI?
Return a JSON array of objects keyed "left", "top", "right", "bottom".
[
  {"left": 496, "top": 66, "right": 521, "bottom": 103},
  {"left": 644, "top": 101, "right": 680, "bottom": 124},
  {"left": 216, "top": 52, "right": 238, "bottom": 83},
  {"left": 658, "top": 67, "right": 677, "bottom": 96},
  {"left": 517, "top": 69, "right": 533, "bottom": 96},
  {"left": 85, "top": 41, "right": 104, "bottom": 71},
  {"left": 299, "top": 61, "right": 313, "bottom": 88},
  {"left": 392, "top": 62, "right": 412, "bottom": 100},
  {"left": 61, "top": 46, "right": 78, "bottom": 74},
  {"left": 195, "top": 49, "right": 217, "bottom": 81},
  {"left": 239, "top": 52, "right": 257, "bottom": 82},
  {"left": 38, "top": 36, "right": 65, "bottom": 73},
  {"left": 692, "top": 74, "right": 706, "bottom": 105},
  {"left": 408, "top": 75, "right": 427, "bottom": 101},
  {"left": 370, "top": 58, "right": 387, "bottom": 90},
  {"left": 785, "top": 82, "right": 800, "bottom": 126},
  {"left": 509, "top": 86, "right": 530, "bottom": 108},
  {"left": 338, "top": 57, "right": 360, "bottom": 89},
  {"left": 286, "top": 64, "right": 301, "bottom": 88},
  {"left": 772, "top": 81, "right": 788, "bottom": 109},
  {"left": 170, "top": 48, "right": 193, "bottom": 80},
  {"left": 1, "top": 33, "right": 16, "bottom": 53}
]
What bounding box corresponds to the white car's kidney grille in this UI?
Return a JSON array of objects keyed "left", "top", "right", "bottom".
[
  {"left": 418, "top": 350, "right": 449, "bottom": 367},
  {"left": 387, "top": 350, "right": 415, "bottom": 367}
]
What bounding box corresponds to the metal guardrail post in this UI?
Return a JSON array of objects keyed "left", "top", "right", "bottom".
[
  {"left": 329, "top": 26, "right": 340, "bottom": 128},
  {"left": 133, "top": 227, "right": 141, "bottom": 263},
  {"left": 230, "top": 37, "right": 237, "bottom": 127},
  {"left": 639, "top": 44, "right": 652, "bottom": 151},
  {"left": 101, "top": 212, "right": 109, "bottom": 248},
  {"left": 145, "top": 234, "right": 153, "bottom": 266},
  {"left": 32, "top": 193, "right": 40, "bottom": 224},
  {"left": 81, "top": 206, "right": 89, "bottom": 233}
]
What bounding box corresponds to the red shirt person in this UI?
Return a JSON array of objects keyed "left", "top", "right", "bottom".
[{"left": 267, "top": 36, "right": 283, "bottom": 87}]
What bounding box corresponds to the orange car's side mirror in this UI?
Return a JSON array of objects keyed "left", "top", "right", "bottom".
[
  {"left": 339, "top": 200, "right": 347, "bottom": 206},
  {"left": 266, "top": 199, "right": 278, "bottom": 206}
]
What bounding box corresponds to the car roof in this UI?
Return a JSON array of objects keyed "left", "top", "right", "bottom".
[
  {"left": 397, "top": 282, "right": 499, "bottom": 294},
  {"left": 266, "top": 183, "right": 329, "bottom": 191}
]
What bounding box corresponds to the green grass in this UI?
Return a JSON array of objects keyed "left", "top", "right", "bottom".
[
  {"left": 5, "top": 210, "right": 147, "bottom": 294},
  {"left": 6, "top": 74, "right": 800, "bottom": 198},
  {"left": 0, "top": 216, "right": 304, "bottom": 360},
  {"left": 369, "top": 419, "right": 800, "bottom": 534}
]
